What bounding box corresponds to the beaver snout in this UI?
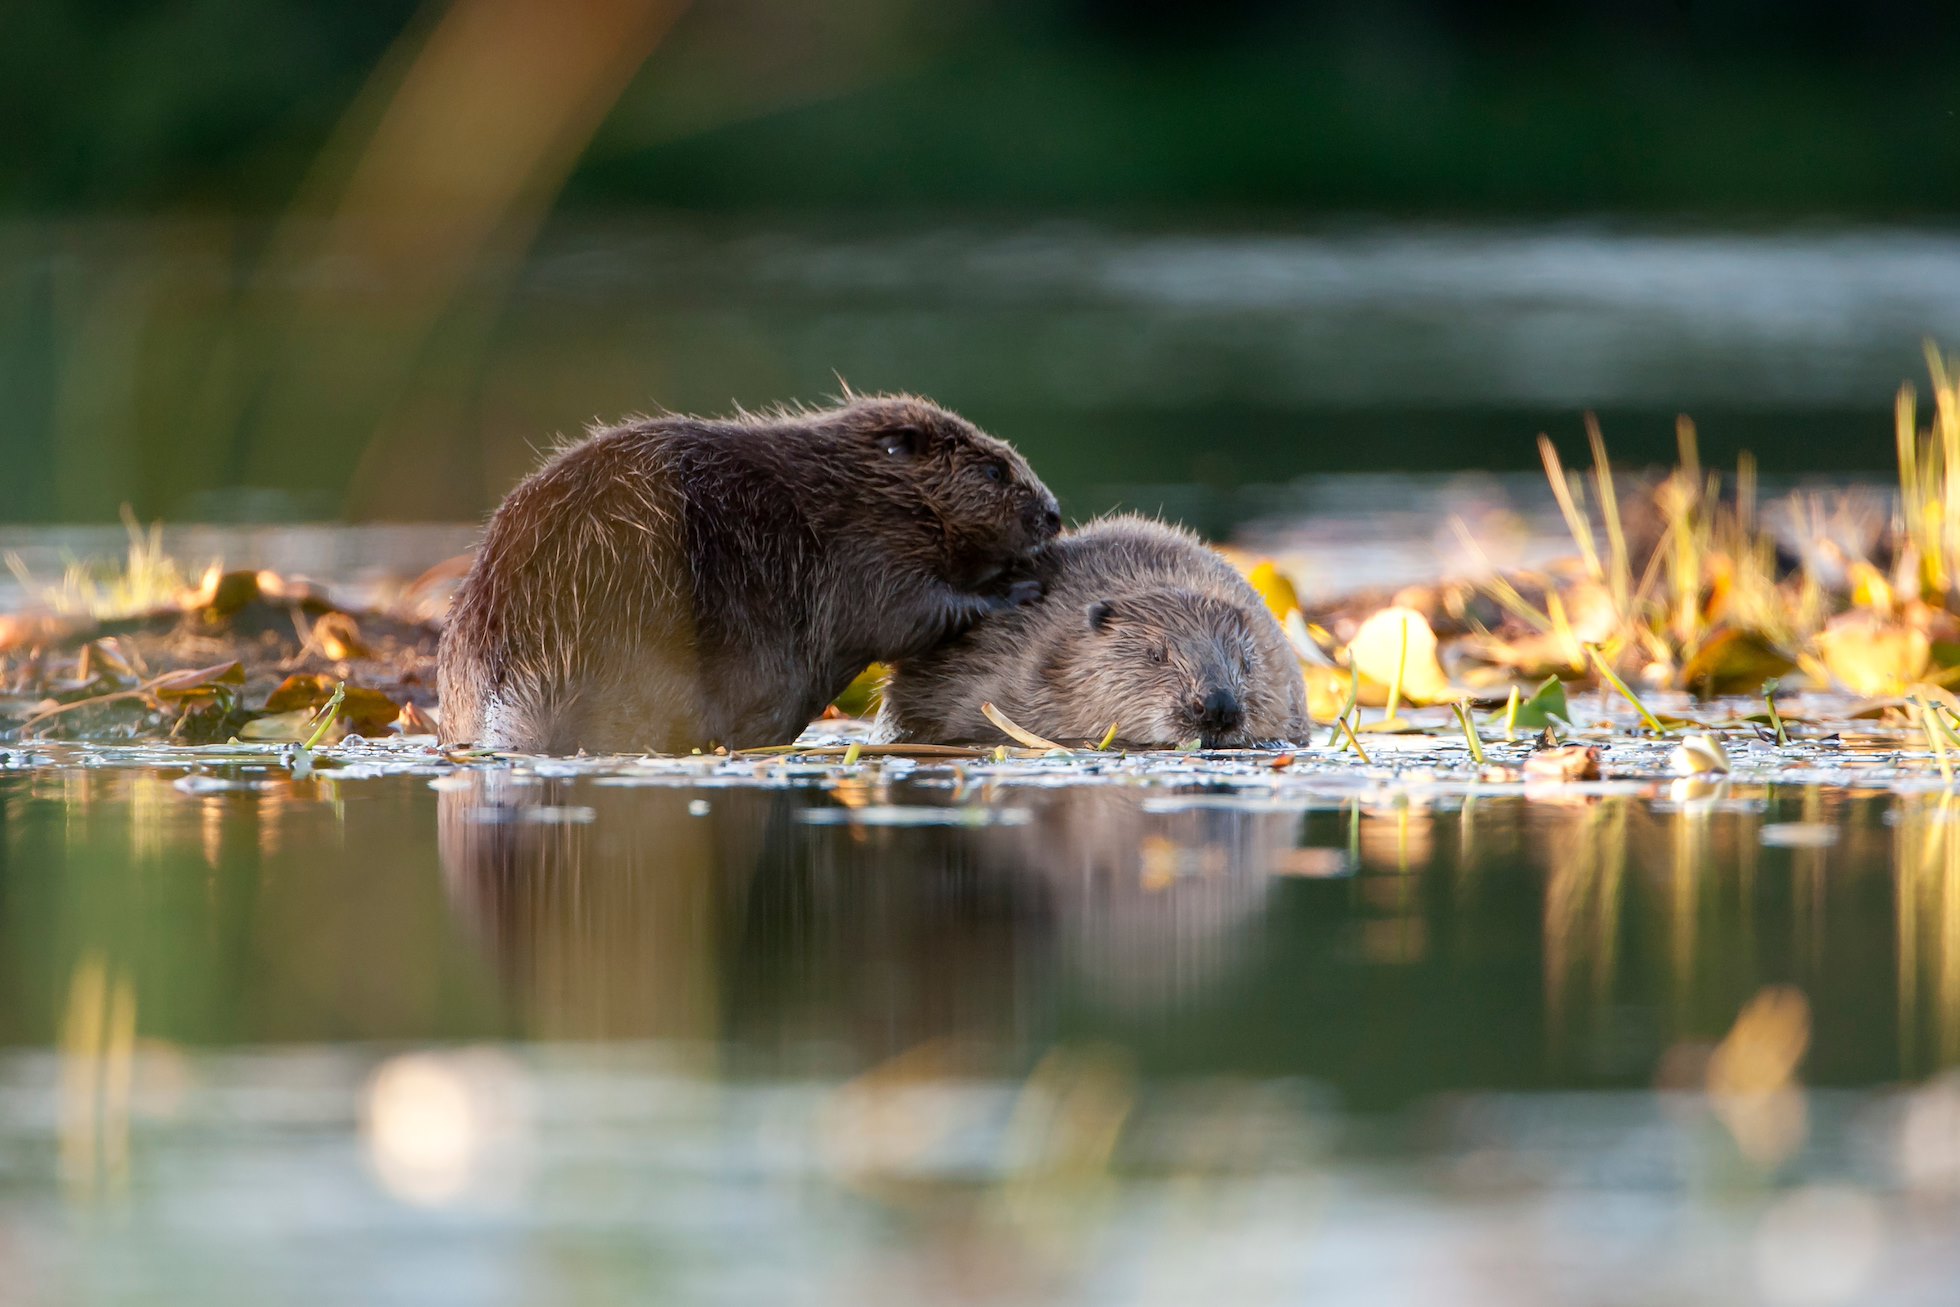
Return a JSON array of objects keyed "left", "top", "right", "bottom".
[
  {"left": 1190, "top": 687, "right": 1245, "bottom": 745},
  {"left": 1024, "top": 497, "right": 1062, "bottom": 542}
]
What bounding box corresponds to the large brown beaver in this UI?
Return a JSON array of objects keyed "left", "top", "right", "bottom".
[
  {"left": 877, "top": 514, "right": 1308, "bottom": 749},
  {"left": 439, "top": 395, "right": 1060, "bottom": 754}
]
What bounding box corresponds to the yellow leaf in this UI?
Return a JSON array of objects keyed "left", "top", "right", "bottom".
[
  {"left": 1301, "top": 665, "right": 1351, "bottom": 722},
  {"left": 1815, "top": 612, "right": 1930, "bottom": 696},
  {"left": 830, "top": 663, "right": 886, "bottom": 717},
  {"left": 1242, "top": 560, "right": 1300, "bottom": 620},
  {"left": 1345, "top": 607, "right": 1454, "bottom": 705}
]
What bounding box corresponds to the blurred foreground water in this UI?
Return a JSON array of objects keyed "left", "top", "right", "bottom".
[{"left": 8, "top": 738, "right": 1960, "bottom": 1304}]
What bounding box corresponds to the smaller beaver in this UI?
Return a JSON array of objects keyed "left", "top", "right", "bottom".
[
  {"left": 440, "top": 395, "right": 1059, "bottom": 754},
  {"left": 877, "top": 514, "right": 1308, "bottom": 749}
]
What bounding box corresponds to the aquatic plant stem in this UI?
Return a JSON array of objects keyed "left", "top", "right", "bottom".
[
  {"left": 1762, "top": 678, "right": 1789, "bottom": 745},
  {"left": 301, "top": 682, "right": 347, "bottom": 750},
  {"left": 1453, "top": 701, "right": 1487, "bottom": 765},
  {"left": 1584, "top": 646, "right": 1668, "bottom": 734},
  {"left": 1384, "top": 618, "right": 1409, "bottom": 722},
  {"left": 1329, "top": 664, "right": 1361, "bottom": 751},
  {"left": 1337, "top": 715, "right": 1372, "bottom": 766},
  {"left": 1917, "top": 697, "right": 1954, "bottom": 787}
]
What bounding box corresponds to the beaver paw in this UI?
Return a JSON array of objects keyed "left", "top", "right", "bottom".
[{"left": 997, "top": 576, "right": 1044, "bottom": 608}]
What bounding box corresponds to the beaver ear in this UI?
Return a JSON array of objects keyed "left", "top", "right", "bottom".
[
  {"left": 1086, "top": 600, "right": 1119, "bottom": 632},
  {"left": 875, "top": 424, "right": 925, "bottom": 457}
]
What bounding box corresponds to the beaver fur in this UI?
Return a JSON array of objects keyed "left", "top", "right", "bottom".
[
  {"left": 439, "top": 395, "right": 1060, "bottom": 754},
  {"left": 877, "top": 514, "right": 1307, "bottom": 749}
]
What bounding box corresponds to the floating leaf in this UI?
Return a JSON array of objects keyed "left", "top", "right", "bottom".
[
  {"left": 1506, "top": 675, "right": 1570, "bottom": 731},
  {"left": 1345, "top": 607, "right": 1453, "bottom": 706}
]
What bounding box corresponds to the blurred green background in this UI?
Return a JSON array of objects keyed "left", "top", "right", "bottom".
[{"left": 3, "top": 0, "right": 1958, "bottom": 523}]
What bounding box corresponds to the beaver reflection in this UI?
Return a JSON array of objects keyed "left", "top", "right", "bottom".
[{"left": 437, "top": 772, "right": 1300, "bottom": 1059}]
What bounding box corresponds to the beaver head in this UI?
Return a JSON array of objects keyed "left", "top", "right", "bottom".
[
  {"left": 1062, "top": 588, "right": 1270, "bottom": 748},
  {"left": 828, "top": 396, "right": 1060, "bottom": 587}
]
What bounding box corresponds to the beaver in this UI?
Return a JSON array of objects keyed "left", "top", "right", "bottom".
[
  {"left": 876, "top": 514, "right": 1308, "bottom": 749},
  {"left": 438, "top": 395, "right": 1060, "bottom": 754}
]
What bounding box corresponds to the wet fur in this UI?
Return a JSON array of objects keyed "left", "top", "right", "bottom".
[
  {"left": 878, "top": 514, "right": 1309, "bottom": 748},
  {"left": 439, "top": 395, "right": 1059, "bottom": 753}
]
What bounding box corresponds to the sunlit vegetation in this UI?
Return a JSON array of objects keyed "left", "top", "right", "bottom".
[
  {"left": 4, "top": 350, "right": 1960, "bottom": 760},
  {"left": 1266, "top": 348, "right": 1960, "bottom": 731}
]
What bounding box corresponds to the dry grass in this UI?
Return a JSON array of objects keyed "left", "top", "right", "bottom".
[{"left": 4, "top": 509, "right": 204, "bottom": 621}]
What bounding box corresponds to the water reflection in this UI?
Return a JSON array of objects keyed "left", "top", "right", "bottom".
[
  {"left": 434, "top": 771, "right": 1301, "bottom": 1059},
  {"left": 0, "top": 757, "right": 1952, "bottom": 1086},
  {"left": 9, "top": 756, "right": 1960, "bottom": 1300}
]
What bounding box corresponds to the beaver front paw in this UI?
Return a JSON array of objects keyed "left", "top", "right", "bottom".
[{"left": 997, "top": 576, "right": 1044, "bottom": 608}]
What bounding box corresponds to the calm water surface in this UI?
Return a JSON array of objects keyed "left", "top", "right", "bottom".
[{"left": 5, "top": 740, "right": 1960, "bottom": 1305}]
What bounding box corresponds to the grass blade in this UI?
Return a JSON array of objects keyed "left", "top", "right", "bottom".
[{"left": 1584, "top": 646, "right": 1668, "bottom": 734}]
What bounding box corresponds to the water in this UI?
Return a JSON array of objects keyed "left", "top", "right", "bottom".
[
  {"left": 7, "top": 738, "right": 1960, "bottom": 1304},
  {"left": 2, "top": 220, "right": 1949, "bottom": 525}
]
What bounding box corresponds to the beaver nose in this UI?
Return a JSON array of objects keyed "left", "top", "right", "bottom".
[
  {"left": 1194, "top": 688, "right": 1244, "bottom": 738},
  {"left": 1026, "top": 499, "right": 1062, "bottom": 540}
]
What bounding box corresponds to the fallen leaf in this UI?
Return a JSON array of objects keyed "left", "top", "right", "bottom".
[
  {"left": 830, "top": 663, "right": 886, "bottom": 717},
  {"left": 1680, "top": 629, "right": 1796, "bottom": 698},
  {"left": 260, "top": 673, "right": 400, "bottom": 735},
  {"left": 1345, "top": 607, "right": 1454, "bottom": 706},
  {"left": 1242, "top": 560, "right": 1301, "bottom": 621},
  {"left": 151, "top": 662, "right": 244, "bottom": 700},
  {"left": 312, "top": 611, "right": 370, "bottom": 661},
  {"left": 1301, "top": 665, "right": 1352, "bottom": 721},
  {"left": 397, "top": 700, "right": 437, "bottom": 736},
  {"left": 238, "top": 709, "right": 319, "bottom": 742},
  {"left": 1815, "top": 612, "right": 1930, "bottom": 696}
]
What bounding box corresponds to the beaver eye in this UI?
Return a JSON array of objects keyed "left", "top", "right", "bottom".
[
  {"left": 1148, "top": 646, "right": 1167, "bottom": 665},
  {"left": 981, "top": 461, "right": 1005, "bottom": 483}
]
